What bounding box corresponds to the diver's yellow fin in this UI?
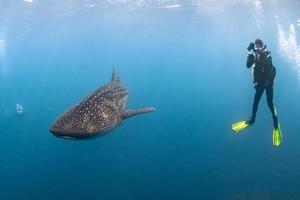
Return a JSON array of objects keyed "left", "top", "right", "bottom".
[
  {"left": 273, "top": 124, "right": 283, "bottom": 147},
  {"left": 232, "top": 121, "right": 250, "bottom": 133}
]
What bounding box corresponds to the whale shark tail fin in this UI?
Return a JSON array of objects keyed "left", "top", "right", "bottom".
[
  {"left": 122, "top": 107, "right": 155, "bottom": 119},
  {"left": 111, "top": 67, "right": 120, "bottom": 83}
]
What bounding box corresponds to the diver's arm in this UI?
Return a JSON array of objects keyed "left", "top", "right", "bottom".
[{"left": 246, "top": 53, "right": 255, "bottom": 68}]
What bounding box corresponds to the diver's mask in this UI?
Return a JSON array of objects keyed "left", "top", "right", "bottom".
[
  {"left": 254, "top": 44, "right": 266, "bottom": 54},
  {"left": 255, "top": 47, "right": 263, "bottom": 52}
]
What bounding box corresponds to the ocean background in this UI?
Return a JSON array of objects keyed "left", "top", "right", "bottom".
[{"left": 1, "top": 0, "right": 300, "bottom": 199}]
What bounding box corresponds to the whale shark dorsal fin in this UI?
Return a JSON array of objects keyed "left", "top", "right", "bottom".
[{"left": 111, "top": 67, "right": 120, "bottom": 83}]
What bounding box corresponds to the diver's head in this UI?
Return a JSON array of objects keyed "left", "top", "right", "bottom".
[{"left": 255, "top": 39, "right": 264, "bottom": 50}]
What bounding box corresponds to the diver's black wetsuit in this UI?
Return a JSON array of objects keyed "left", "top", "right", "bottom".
[{"left": 247, "top": 48, "right": 277, "bottom": 127}]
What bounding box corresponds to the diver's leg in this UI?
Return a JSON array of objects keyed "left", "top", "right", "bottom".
[
  {"left": 249, "top": 84, "right": 264, "bottom": 124},
  {"left": 266, "top": 84, "right": 278, "bottom": 128}
]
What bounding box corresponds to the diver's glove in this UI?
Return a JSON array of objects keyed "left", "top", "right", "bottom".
[
  {"left": 246, "top": 53, "right": 255, "bottom": 68},
  {"left": 247, "top": 42, "right": 255, "bottom": 51},
  {"left": 247, "top": 53, "right": 254, "bottom": 61}
]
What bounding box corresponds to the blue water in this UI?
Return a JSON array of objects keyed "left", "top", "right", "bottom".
[{"left": 1, "top": 1, "right": 300, "bottom": 199}]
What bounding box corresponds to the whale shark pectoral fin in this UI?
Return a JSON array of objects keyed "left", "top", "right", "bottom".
[
  {"left": 111, "top": 67, "right": 120, "bottom": 83},
  {"left": 122, "top": 107, "right": 156, "bottom": 119}
]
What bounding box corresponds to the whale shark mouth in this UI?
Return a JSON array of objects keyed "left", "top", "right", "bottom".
[{"left": 50, "top": 130, "right": 91, "bottom": 140}]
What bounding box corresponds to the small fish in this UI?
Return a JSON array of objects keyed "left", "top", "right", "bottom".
[
  {"left": 49, "top": 69, "right": 155, "bottom": 139},
  {"left": 16, "top": 104, "right": 24, "bottom": 115}
]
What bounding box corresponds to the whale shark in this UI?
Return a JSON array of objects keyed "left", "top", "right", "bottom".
[{"left": 49, "top": 69, "right": 155, "bottom": 139}]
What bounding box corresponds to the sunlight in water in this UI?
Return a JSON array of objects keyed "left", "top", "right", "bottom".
[
  {"left": 278, "top": 23, "right": 300, "bottom": 81},
  {"left": 160, "top": 4, "right": 182, "bottom": 9},
  {"left": 0, "top": 39, "right": 5, "bottom": 48},
  {"left": 247, "top": 0, "right": 263, "bottom": 34},
  {"left": 0, "top": 32, "right": 8, "bottom": 75}
]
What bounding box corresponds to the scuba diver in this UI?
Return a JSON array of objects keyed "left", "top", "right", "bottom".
[{"left": 232, "top": 39, "right": 283, "bottom": 146}]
